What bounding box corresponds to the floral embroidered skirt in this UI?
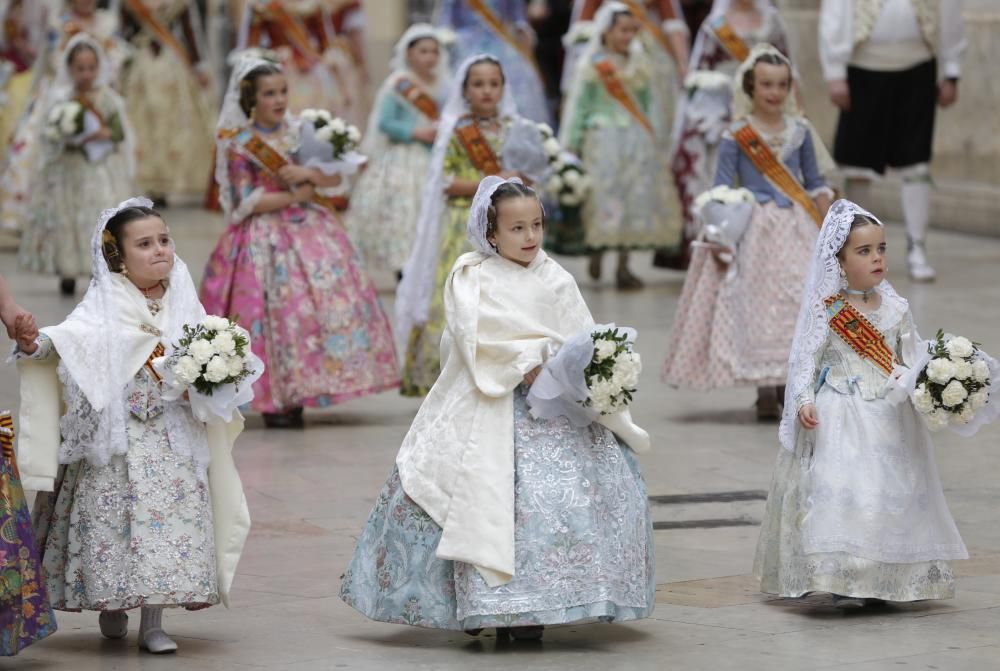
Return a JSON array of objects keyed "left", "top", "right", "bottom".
[
  {"left": 340, "top": 387, "right": 654, "bottom": 629},
  {"left": 1, "top": 422, "right": 57, "bottom": 655},
  {"left": 201, "top": 205, "right": 399, "bottom": 411},
  {"left": 32, "top": 417, "right": 220, "bottom": 611},
  {"left": 662, "top": 201, "right": 817, "bottom": 391}
]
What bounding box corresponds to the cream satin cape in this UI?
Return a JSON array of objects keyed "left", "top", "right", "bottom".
[
  {"left": 15, "top": 277, "right": 251, "bottom": 608},
  {"left": 396, "top": 250, "right": 650, "bottom": 587}
]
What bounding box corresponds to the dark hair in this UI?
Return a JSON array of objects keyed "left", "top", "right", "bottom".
[
  {"left": 486, "top": 182, "right": 544, "bottom": 247},
  {"left": 102, "top": 205, "right": 163, "bottom": 272},
  {"left": 600, "top": 10, "right": 634, "bottom": 44},
  {"left": 836, "top": 214, "right": 881, "bottom": 258},
  {"left": 741, "top": 53, "right": 792, "bottom": 98},
  {"left": 66, "top": 41, "right": 98, "bottom": 67},
  {"left": 462, "top": 57, "right": 505, "bottom": 90},
  {"left": 238, "top": 63, "right": 283, "bottom": 117},
  {"left": 406, "top": 35, "right": 439, "bottom": 51}
]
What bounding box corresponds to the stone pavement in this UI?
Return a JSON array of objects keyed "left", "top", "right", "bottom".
[{"left": 2, "top": 207, "right": 1000, "bottom": 670}]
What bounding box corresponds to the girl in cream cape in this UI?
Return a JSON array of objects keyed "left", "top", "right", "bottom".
[
  {"left": 13, "top": 198, "right": 250, "bottom": 654},
  {"left": 341, "top": 178, "right": 654, "bottom": 640}
]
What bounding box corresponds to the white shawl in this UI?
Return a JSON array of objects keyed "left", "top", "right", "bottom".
[{"left": 396, "top": 250, "right": 650, "bottom": 587}]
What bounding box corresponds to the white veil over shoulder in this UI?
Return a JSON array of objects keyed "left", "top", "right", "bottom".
[
  {"left": 779, "top": 199, "right": 905, "bottom": 452},
  {"left": 41, "top": 197, "right": 211, "bottom": 473},
  {"left": 394, "top": 54, "right": 517, "bottom": 357},
  {"left": 465, "top": 175, "right": 527, "bottom": 255}
]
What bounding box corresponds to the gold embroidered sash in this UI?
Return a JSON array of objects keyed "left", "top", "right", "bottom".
[
  {"left": 619, "top": 0, "right": 680, "bottom": 62},
  {"left": 0, "top": 412, "right": 13, "bottom": 460},
  {"left": 123, "top": 0, "right": 193, "bottom": 68},
  {"left": 454, "top": 118, "right": 502, "bottom": 176},
  {"left": 220, "top": 127, "right": 343, "bottom": 216},
  {"left": 825, "top": 296, "right": 896, "bottom": 376},
  {"left": 711, "top": 18, "right": 750, "bottom": 63},
  {"left": 732, "top": 123, "right": 822, "bottom": 226},
  {"left": 594, "top": 57, "right": 654, "bottom": 136},
  {"left": 466, "top": 0, "right": 543, "bottom": 78},
  {"left": 395, "top": 77, "right": 439, "bottom": 121}
]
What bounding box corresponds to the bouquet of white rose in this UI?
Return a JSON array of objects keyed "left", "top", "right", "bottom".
[
  {"left": 693, "top": 185, "right": 755, "bottom": 268},
  {"left": 44, "top": 100, "right": 85, "bottom": 141},
  {"left": 538, "top": 123, "right": 590, "bottom": 208},
  {"left": 300, "top": 108, "right": 361, "bottom": 158},
  {"left": 527, "top": 323, "right": 640, "bottom": 425},
  {"left": 912, "top": 331, "right": 995, "bottom": 432},
  {"left": 153, "top": 315, "right": 265, "bottom": 423}
]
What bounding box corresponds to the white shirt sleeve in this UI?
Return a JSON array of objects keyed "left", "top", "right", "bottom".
[
  {"left": 938, "top": 0, "right": 966, "bottom": 79},
  {"left": 818, "top": 0, "right": 853, "bottom": 81}
]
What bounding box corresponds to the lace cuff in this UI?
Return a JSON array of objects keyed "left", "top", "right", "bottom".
[
  {"left": 9, "top": 334, "right": 55, "bottom": 362},
  {"left": 809, "top": 185, "right": 835, "bottom": 200}
]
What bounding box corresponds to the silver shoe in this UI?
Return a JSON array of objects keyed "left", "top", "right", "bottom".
[{"left": 98, "top": 610, "right": 128, "bottom": 639}]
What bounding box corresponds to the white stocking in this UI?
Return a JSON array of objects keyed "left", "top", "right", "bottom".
[{"left": 139, "top": 606, "right": 178, "bottom": 654}]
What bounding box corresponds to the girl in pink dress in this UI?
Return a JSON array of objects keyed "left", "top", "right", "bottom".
[{"left": 201, "top": 55, "right": 398, "bottom": 428}]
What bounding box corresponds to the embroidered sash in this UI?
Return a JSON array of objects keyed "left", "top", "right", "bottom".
[
  {"left": 454, "top": 118, "right": 502, "bottom": 176},
  {"left": 395, "top": 77, "right": 439, "bottom": 121},
  {"left": 123, "top": 0, "right": 193, "bottom": 68},
  {"left": 220, "top": 127, "right": 343, "bottom": 215},
  {"left": 619, "top": 0, "right": 680, "bottom": 62},
  {"left": 465, "top": 0, "right": 543, "bottom": 77},
  {"left": 76, "top": 96, "right": 106, "bottom": 126},
  {"left": 145, "top": 342, "right": 165, "bottom": 381},
  {"left": 593, "top": 57, "right": 654, "bottom": 136},
  {"left": 825, "top": 296, "right": 896, "bottom": 376},
  {"left": 261, "top": 1, "right": 324, "bottom": 69},
  {"left": 711, "top": 18, "right": 750, "bottom": 63},
  {"left": 0, "top": 412, "right": 13, "bottom": 460},
  {"left": 732, "top": 123, "right": 822, "bottom": 226}
]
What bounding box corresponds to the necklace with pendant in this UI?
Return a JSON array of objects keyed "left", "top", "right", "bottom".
[{"left": 844, "top": 287, "right": 875, "bottom": 304}]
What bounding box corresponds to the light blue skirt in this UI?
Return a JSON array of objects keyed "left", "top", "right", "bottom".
[{"left": 340, "top": 387, "right": 654, "bottom": 630}]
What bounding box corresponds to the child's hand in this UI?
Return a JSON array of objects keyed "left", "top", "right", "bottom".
[
  {"left": 1, "top": 301, "right": 31, "bottom": 338},
  {"left": 14, "top": 313, "right": 39, "bottom": 354},
  {"left": 798, "top": 403, "right": 819, "bottom": 430},
  {"left": 85, "top": 126, "right": 113, "bottom": 144},
  {"left": 523, "top": 365, "right": 542, "bottom": 387}
]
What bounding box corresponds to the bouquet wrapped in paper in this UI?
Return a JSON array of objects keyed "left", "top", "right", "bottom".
[
  {"left": 502, "top": 117, "right": 552, "bottom": 185},
  {"left": 153, "top": 316, "right": 265, "bottom": 423},
  {"left": 296, "top": 108, "right": 367, "bottom": 176},
  {"left": 44, "top": 99, "right": 116, "bottom": 162},
  {"left": 693, "top": 185, "right": 755, "bottom": 268},
  {"left": 888, "top": 330, "right": 1000, "bottom": 436},
  {"left": 527, "top": 324, "right": 640, "bottom": 426},
  {"left": 538, "top": 123, "right": 589, "bottom": 208}
]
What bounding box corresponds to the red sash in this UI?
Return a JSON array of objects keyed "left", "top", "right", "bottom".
[
  {"left": 825, "top": 297, "right": 896, "bottom": 376},
  {"left": 711, "top": 18, "right": 750, "bottom": 63},
  {"left": 593, "top": 58, "right": 654, "bottom": 136},
  {"left": 466, "top": 0, "right": 543, "bottom": 77},
  {"left": 454, "top": 118, "right": 502, "bottom": 176},
  {"left": 619, "top": 0, "right": 680, "bottom": 62},
  {"left": 123, "top": 0, "right": 193, "bottom": 68},
  {"left": 732, "top": 123, "right": 823, "bottom": 226}
]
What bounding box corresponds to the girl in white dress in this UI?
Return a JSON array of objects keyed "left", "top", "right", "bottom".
[
  {"left": 754, "top": 199, "right": 968, "bottom": 608},
  {"left": 14, "top": 197, "right": 250, "bottom": 653}
]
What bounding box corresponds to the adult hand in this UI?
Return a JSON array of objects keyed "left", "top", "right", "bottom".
[
  {"left": 827, "top": 79, "right": 850, "bottom": 111},
  {"left": 1, "top": 302, "right": 30, "bottom": 338},
  {"left": 938, "top": 79, "right": 958, "bottom": 108},
  {"left": 14, "top": 313, "right": 39, "bottom": 354},
  {"left": 798, "top": 403, "right": 819, "bottom": 429}
]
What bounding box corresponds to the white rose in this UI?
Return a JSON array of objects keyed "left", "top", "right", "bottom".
[
  {"left": 189, "top": 338, "right": 216, "bottom": 365},
  {"left": 48, "top": 105, "right": 63, "bottom": 124},
  {"left": 204, "top": 355, "right": 230, "bottom": 384},
  {"left": 328, "top": 117, "right": 347, "bottom": 134},
  {"left": 925, "top": 357, "right": 957, "bottom": 385},
  {"left": 952, "top": 359, "right": 973, "bottom": 381},
  {"left": 347, "top": 125, "right": 361, "bottom": 145},
  {"left": 560, "top": 193, "right": 582, "bottom": 207},
  {"left": 563, "top": 170, "right": 580, "bottom": 187},
  {"left": 542, "top": 137, "right": 561, "bottom": 158},
  {"left": 550, "top": 158, "right": 565, "bottom": 172},
  {"left": 226, "top": 354, "right": 245, "bottom": 378},
  {"left": 913, "top": 383, "right": 935, "bottom": 414},
  {"left": 574, "top": 175, "right": 590, "bottom": 194},
  {"left": 940, "top": 379, "right": 969, "bottom": 408},
  {"left": 316, "top": 109, "right": 333, "bottom": 123},
  {"left": 594, "top": 339, "right": 618, "bottom": 361},
  {"left": 955, "top": 403, "right": 975, "bottom": 425},
  {"left": 945, "top": 336, "right": 975, "bottom": 359},
  {"left": 547, "top": 174, "right": 564, "bottom": 193},
  {"left": 212, "top": 331, "right": 237, "bottom": 356},
  {"left": 537, "top": 122, "right": 554, "bottom": 138},
  {"left": 59, "top": 111, "right": 77, "bottom": 135},
  {"left": 300, "top": 108, "right": 320, "bottom": 123},
  {"left": 972, "top": 359, "right": 990, "bottom": 383},
  {"left": 173, "top": 355, "right": 202, "bottom": 385},
  {"left": 611, "top": 354, "right": 640, "bottom": 390},
  {"left": 315, "top": 125, "right": 335, "bottom": 143},
  {"left": 970, "top": 388, "right": 989, "bottom": 410},
  {"left": 925, "top": 409, "right": 950, "bottom": 431},
  {"left": 202, "top": 315, "right": 231, "bottom": 332}
]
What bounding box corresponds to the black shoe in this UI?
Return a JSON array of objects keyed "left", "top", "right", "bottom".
[
  {"left": 463, "top": 628, "right": 483, "bottom": 637},
  {"left": 509, "top": 625, "right": 544, "bottom": 641},
  {"left": 262, "top": 407, "right": 304, "bottom": 429},
  {"left": 59, "top": 277, "right": 76, "bottom": 296}
]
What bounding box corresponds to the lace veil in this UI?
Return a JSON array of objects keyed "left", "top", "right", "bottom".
[
  {"left": 42, "top": 197, "right": 211, "bottom": 473},
  {"left": 466, "top": 175, "right": 527, "bottom": 255},
  {"left": 779, "top": 199, "right": 906, "bottom": 451},
  {"left": 394, "top": 53, "right": 517, "bottom": 356}
]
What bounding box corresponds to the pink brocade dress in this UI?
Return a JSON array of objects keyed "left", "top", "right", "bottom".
[{"left": 200, "top": 148, "right": 399, "bottom": 413}]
